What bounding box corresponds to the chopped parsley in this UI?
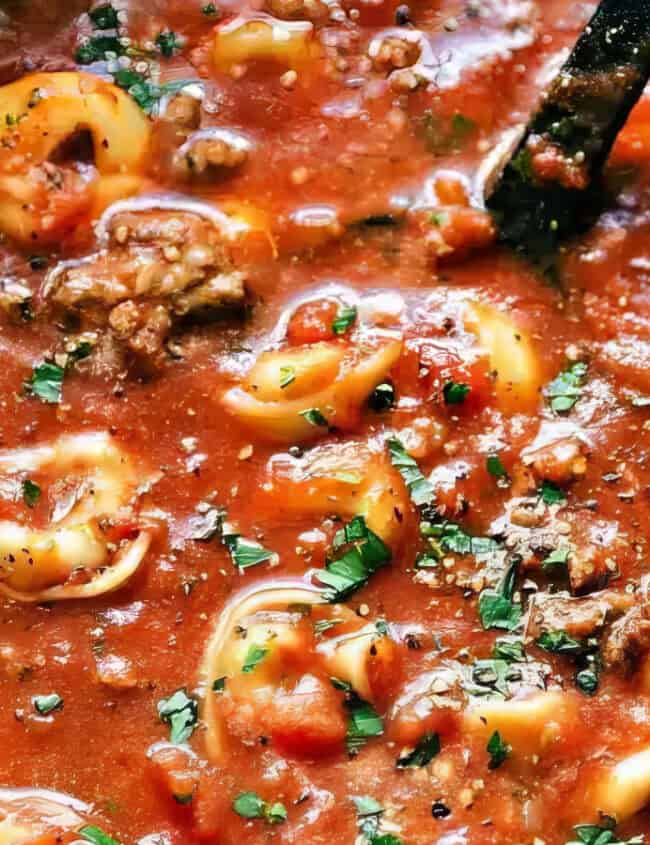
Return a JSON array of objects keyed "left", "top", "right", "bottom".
[
  {"left": 420, "top": 512, "right": 500, "bottom": 558},
  {"left": 26, "top": 362, "right": 65, "bottom": 404},
  {"left": 486, "top": 730, "right": 511, "bottom": 769},
  {"left": 318, "top": 515, "right": 391, "bottom": 602},
  {"left": 22, "top": 479, "right": 41, "bottom": 508},
  {"left": 156, "top": 30, "right": 182, "bottom": 57},
  {"left": 233, "top": 792, "right": 287, "bottom": 824},
  {"left": 300, "top": 407, "right": 329, "bottom": 428},
  {"left": 566, "top": 823, "right": 643, "bottom": 845},
  {"left": 542, "top": 547, "right": 570, "bottom": 571},
  {"left": 79, "top": 826, "right": 123, "bottom": 845},
  {"left": 346, "top": 698, "right": 384, "bottom": 755},
  {"left": 89, "top": 4, "right": 120, "bottom": 29},
  {"left": 396, "top": 732, "right": 440, "bottom": 768},
  {"left": 545, "top": 361, "right": 588, "bottom": 413},
  {"left": 368, "top": 382, "right": 395, "bottom": 411},
  {"left": 112, "top": 70, "right": 192, "bottom": 114},
  {"left": 202, "top": 3, "right": 219, "bottom": 14},
  {"left": 443, "top": 380, "right": 470, "bottom": 405},
  {"left": 241, "top": 643, "right": 268, "bottom": 674},
  {"left": 279, "top": 365, "right": 296, "bottom": 388},
  {"left": 492, "top": 638, "right": 526, "bottom": 663},
  {"left": 157, "top": 689, "right": 198, "bottom": 744},
  {"left": 332, "top": 305, "right": 357, "bottom": 336},
  {"left": 486, "top": 454, "right": 507, "bottom": 478},
  {"left": 212, "top": 677, "right": 226, "bottom": 693},
  {"left": 33, "top": 693, "right": 63, "bottom": 715},
  {"left": 76, "top": 35, "right": 124, "bottom": 64},
  {"left": 387, "top": 437, "right": 434, "bottom": 506},
  {"left": 223, "top": 534, "right": 276, "bottom": 569},
  {"left": 537, "top": 630, "right": 585, "bottom": 657},
  {"left": 478, "top": 559, "right": 522, "bottom": 631},
  {"left": 575, "top": 668, "right": 599, "bottom": 697},
  {"left": 539, "top": 480, "right": 567, "bottom": 505}
]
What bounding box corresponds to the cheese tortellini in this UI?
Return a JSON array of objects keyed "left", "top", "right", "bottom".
[
  {"left": 587, "top": 746, "right": 650, "bottom": 823},
  {"left": 221, "top": 334, "right": 402, "bottom": 442},
  {"left": 0, "top": 72, "right": 151, "bottom": 244},
  {"left": 0, "top": 788, "right": 90, "bottom": 845},
  {"left": 200, "top": 580, "right": 398, "bottom": 762},
  {"left": 0, "top": 432, "right": 151, "bottom": 602},
  {"left": 464, "top": 301, "right": 543, "bottom": 412},
  {"left": 213, "top": 16, "right": 320, "bottom": 73},
  {"left": 267, "top": 440, "right": 409, "bottom": 546}
]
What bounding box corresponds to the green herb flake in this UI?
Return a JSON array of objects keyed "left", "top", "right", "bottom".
[
  {"left": 545, "top": 361, "right": 588, "bottom": 414},
  {"left": 486, "top": 454, "right": 507, "bottom": 478},
  {"left": 346, "top": 699, "right": 383, "bottom": 755},
  {"left": 76, "top": 35, "right": 125, "bottom": 64},
  {"left": 492, "top": 638, "right": 525, "bottom": 663},
  {"left": 451, "top": 112, "right": 477, "bottom": 142},
  {"left": 300, "top": 407, "right": 329, "bottom": 428},
  {"left": 33, "top": 693, "right": 63, "bottom": 715},
  {"left": 156, "top": 30, "right": 182, "bottom": 57},
  {"left": 319, "top": 515, "right": 391, "bottom": 602},
  {"left": 79, "top": 825, "right": 123, "bottom": 845},
  {"left": 486, "top": 730, "right": 511, "bottom": 769},
  {"left": 279, "top": 365, "right": 296, "bottom": 389},
  {"left": 26, "top": 362, "right": 65, "bottom": 404},
  {"left": 332, "top": 305, "right": 358, "bottom": 336},
  {"left": 241, "top": 643, "right": 268, "bottom": 674},
  {"left": 314, "top": 618, "right": 342, "bottom": 636},
  {"left": 443, "top": 380, "right": 470, "bottom": 405},
  {"left": 539, "top": 480, "right": 567, "bottom": 506},
  {"left": 542, "top": 547, "right": 570, "bottom": 570},
  {"left": 387, "top": 437, "right": 434, "bottom": 506},
  {"left": 537, "top": 630, "right": 585, "bottom": 657},
  {"left": 575, "top": 668, "right": 599, "bottom": 697},
  {"left": 212, "top": 677, "right": 226, "bottom": 693},
  {"left": 232, "top": 792, "right": 287, "bottom": 825},
  {"left": 89, "top": 4, "right": 120, "bottom": 29},
  {"left": 567, "top": 823, "right": 643, "bottom": 845},
  {"left": 233, "top": 791, "right": 266, "bottom": 819},
  {"left": 396, "top": 732, "right": 440, "bottom": 768},
  {"left": 157, "top": 689, "right": 198, "bottom": 744},
  {"left": 22, "top": 479, "right": 41, "bottom": 508},
  {"left": 430, "top": 211, "right": 449, "bottom": 227},
  {"left": 202, "top": 3, "right": 219, "bottom": 14},
  {"left": 478, "top": 560, "right": 521, "bottom": 631},
  {"left": 224, "top": 535, "right": 275, "bottom": 569}
]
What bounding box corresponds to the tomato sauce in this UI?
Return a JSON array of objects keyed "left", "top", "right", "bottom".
[{"left": 0, "top": 1, "right": 650, "bottom": 844}]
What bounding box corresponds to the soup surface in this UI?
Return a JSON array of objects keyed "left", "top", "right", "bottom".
[{"left": 1, "top": 1, "right": 650, "bottom": 844}]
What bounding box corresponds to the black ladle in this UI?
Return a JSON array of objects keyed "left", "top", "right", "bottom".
[{"left": 487, "top": 0, "right": 650, "bottom": 264}]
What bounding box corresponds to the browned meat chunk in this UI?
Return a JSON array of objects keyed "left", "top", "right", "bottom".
[
  {"left": 526, "top": 590, "right": 633, "bottom": 640},
  {"left": 603, "top": 603, "right": 650, "bottom": 671}
]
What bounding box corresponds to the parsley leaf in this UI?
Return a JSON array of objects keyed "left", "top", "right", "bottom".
[
  {"left": 223, "top": 534, "right": 275, "bottom": 569},
  {"left": 567, "top": 823, "right": 643, "bottom": 845},
  {"left": 300, "top": 407, "right": 329, "bottom": 428},
  {"left": 22, "top": 479, "right": 41, "bottom": 508},
  {"left": 89, "top": 4, "right": 119, "bottom": 29},
  {"left": 492, "top": 638, "right": 525, "bottom": 663},
  {"left": 156, "top": 30, "right": 182, "bottom": 57},
  {"left": 279, "top": 365, "right": 295, "bottom": 389},
  {"left": 478, "top": 560, "right": 521, "bottom": 631},
  {"left": 542, "top": 547, "right": 570, "bottom": 570},
  {"left": 233, "top": 792, "right": 287, "bottom": 824},
  {"left": 332, "top": 305, "right": 357, "bottom": 336},
  {"left": 26, "top": 362, "right": 65, "bottom": 404},
  {"left": 545, "top": 361, "right": 588, "bottom": 414},
  {"left": 539, "top": 480, "right": 567, "bottom": 505},
  {"left": 157, "top": 689, "right": 198, "bottom": 744},
  {"left": 387, "top": 437, "right": 434, "bottom": 506},
  {"left": 76, "top": 35, "right": 125, "bottom": 64},
  {"left": 443, "top": 380, "right": 470, "bottom": 405},
  {"left": 79, "top": 826, "right": 123, "bottom": 845},
  {"left": 486, "top": 454, "right": 507, "bottom": 478},
  {"left": 33, "top": 693, "right": 63, "bottom": 715},
  {"left": 486, "top": 730, "right": 511, "bottom": 769},
  {"left": 537, "top": 630, "right": 586, "bottom": 658},
  {"left": 396, "top": 732, "right": 440, "bottom": 768},
  {"left": 346, "top": 699, "right": 383, "bottom": 755},
  {"left": 241, "top": 643, "right": 268, "bottom": 674},
  {"left": 319, "top": 516, "right": 391, "bottom": 602},
  {"left": 203, "top": 3, "right": 219, "bottom": 14},
  {"left": 420, "top": 514, "right": 500, "bottom": 557}
]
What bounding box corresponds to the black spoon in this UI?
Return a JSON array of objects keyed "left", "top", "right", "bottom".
[{"left": 487, "top": 0, "right": 650, "bottom": 265}]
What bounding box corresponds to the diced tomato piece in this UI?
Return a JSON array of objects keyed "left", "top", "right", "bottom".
[
  {"left": 268, "top": 674, "right": 347, "bottom": 756},
  {"left": 287, "top": 299, "right": 339, "bottom": 344},
  {"left": 149, "top": 743, "right": 200, "bottom": 805}
]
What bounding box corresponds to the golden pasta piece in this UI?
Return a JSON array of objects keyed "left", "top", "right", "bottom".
[
  {"left": 268, "top": 440, "right": 409, "bottom": 545},
  {"left": 463, "top": 690, "right": 578, "bottom": 757},
  {"left": 588, "top": 747, "right": 650, "bottom": 823},
  {"left": 0, "top": 72, "right": 151, "bottom": 244},
  {"left": 0, "top": 432, "right": 152, "bottom": 601},
  {"left": 464, "top": 301, "right": 543, "bottom": 413},
  {"left": 221, "top": 336, "right": 402, "bottom": 443},
  {"left": 213, "top": 16, "right": 320, "bottom": 72}
]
